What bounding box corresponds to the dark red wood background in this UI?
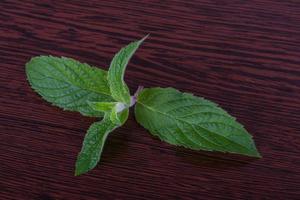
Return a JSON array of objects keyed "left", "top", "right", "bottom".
[{"left": 1, "top": 0, "right": 300, "bottom": 199}]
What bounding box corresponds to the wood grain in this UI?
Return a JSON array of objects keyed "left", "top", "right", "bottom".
[{"left": 1, "top": 0, "right": 300, "bottom": 199}]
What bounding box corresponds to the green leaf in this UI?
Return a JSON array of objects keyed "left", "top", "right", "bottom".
[
  {"left": 108, "top": 35, "right": 148, "bottom": 105},
  {"left": 88, "top": 101, "right": 116, "bottom": 112},
  {"left": 26, "top": 56, "right": 114, "bottom": 117},
  {"left": 75, "top": 109, "right": 129, "bottom": 176},
  {"left": 135, "top": 87, "right": 261, "bottom": 157},
  {"left": 109, "top": 106, "right": 121, "bottom": 125},
  {"left": 89, "top": 101, "right": 125, "bottom": 125}
]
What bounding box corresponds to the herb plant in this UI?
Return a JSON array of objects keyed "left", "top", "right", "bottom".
[{"left": 26, "top": 35, "right": 261, "bottom": 176}]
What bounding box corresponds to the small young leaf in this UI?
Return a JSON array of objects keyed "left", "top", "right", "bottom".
[
  {"left": 89, "top": 101, "right": 124, "bottom": 125},
  {"left": 88, "top": 101, "right": 117, "bottom": 112},
  {"left": 109, "top": 106, "right": 121, "bottom": 125},
  {"left": 135, "top": 87, "right": 261, "bottom": 157},
  {"left": 26, "top": 56, "right": 113, "bottom": 117},
  {"left": 75, "top": 109, "right": 129, "bottom": 176},
  {"left": 108, "top": 35, "right": 148, "bottom": 105}
]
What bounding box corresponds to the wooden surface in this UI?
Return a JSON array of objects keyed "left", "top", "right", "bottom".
[{"left": 1, "top": 0, "right": 300, "bottom": 199}]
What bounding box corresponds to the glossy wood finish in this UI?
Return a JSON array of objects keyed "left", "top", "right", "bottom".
[{"left": 1, "top": 1, "right": 300, "bottom": 199}]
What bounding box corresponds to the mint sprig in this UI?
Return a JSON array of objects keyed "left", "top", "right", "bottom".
[{"left": 26, "top": 35, "right": 261, "bottom": 176}]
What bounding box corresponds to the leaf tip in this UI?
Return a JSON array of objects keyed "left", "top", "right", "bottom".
[
  {"left": 253, "top": 150, "right": 262, "bottom": 158},
  {"left": 140, "top": 34, "right": 150, "bottom": 44},
  {"left": 245, "top": 147, "right": 262, "bottom": 158},
  {"left": 74, "top": 170, "right": 81, "bottom": 176},
  {"left": 74, "top": 162, "right": 88, "bottom": 176},
  {"left": 74, "top": 170, "right": 83, "bottom": 177}
]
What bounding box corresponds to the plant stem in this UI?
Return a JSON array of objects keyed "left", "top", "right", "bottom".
[{"left": 130, "top": 85, "right": 144, "bottom": 107}]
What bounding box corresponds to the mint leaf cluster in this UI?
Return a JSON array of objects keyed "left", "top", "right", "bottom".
[{"left": 26, "top": 35, "right": 261, "bottom": 176}]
